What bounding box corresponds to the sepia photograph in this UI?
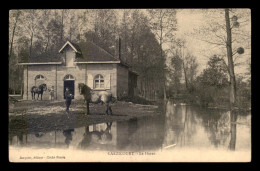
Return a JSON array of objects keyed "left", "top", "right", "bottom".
[{"left": 8, "top": 9, "right": 251, "bottom": 162}]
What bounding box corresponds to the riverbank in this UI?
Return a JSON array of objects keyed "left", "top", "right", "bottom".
[
  {"left": 168, "top": 97, "right": 251, "bottom": 112},
  {"left": 9, "top": 100, "right": 162, "bottom": 135}
]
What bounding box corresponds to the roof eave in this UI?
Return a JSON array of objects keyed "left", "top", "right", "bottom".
[
  {"left": 119, "top": 61, "right": 131, "bottom": 68},
  {"left": 129, "top": 70, "right": 139, "bottom": 76},
  {"left": 18, "top": 62, "right": 62, "bottom": 65},
  {"left": 75, "top": 61, "right": 120, "bottom": 64}
]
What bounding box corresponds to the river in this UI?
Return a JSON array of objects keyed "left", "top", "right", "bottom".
[{"left": 9, "top": 100, "right": 251, "bottom": 162}]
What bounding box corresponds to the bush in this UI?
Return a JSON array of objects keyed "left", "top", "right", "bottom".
[{"left": 118, "top": 95, "right": 154, "bottom": 105}]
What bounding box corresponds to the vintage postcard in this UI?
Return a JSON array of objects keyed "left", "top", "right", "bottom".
[{"left": 8, "top": 9, "right": 251, "bottom": 162}]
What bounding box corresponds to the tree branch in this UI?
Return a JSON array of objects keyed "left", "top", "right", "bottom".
[
  {"left": 213, "top": 32, "right": 227, "bottom": 44},
  {"left": 219, "top": 55, "right": 230, "bottom": 75},
  {"left": 194, "top": 37, "right": 226, "bottom": 46},
  {"left": 232, "top": 51, "right": 238, "bottom": 57}
]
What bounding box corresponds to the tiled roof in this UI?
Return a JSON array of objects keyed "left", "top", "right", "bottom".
[
  {"left": 76, "top": 41, "right": 119, "bottom": 62},
  {"left": 70, "top": 42, "right": 81, "bottom": 53},
  {"left": 19, "top": 40, "right": 120, "bottom": 64},
  {"left": 19, "top": 51, "right": 63, "bottom": 63}
]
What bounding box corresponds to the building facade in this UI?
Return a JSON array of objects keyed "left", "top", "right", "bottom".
[{"left": 19, "top": 40, "right": 138, "bottom": 100}]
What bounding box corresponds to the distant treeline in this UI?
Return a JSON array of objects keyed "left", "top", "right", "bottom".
[{"left": 168, "top": 55, "right": 251, "bottom": 109}]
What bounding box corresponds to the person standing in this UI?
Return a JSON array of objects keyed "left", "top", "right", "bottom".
[
  {"left": 49, "top": 86, "right": 55, "bottom": 101},
  {"left": 65, "top": 87, "right": 73, "bottom": 113}
]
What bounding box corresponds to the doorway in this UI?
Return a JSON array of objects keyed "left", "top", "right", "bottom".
[{"left": 64, "top": 80, "right": 75, "bottom": 99}]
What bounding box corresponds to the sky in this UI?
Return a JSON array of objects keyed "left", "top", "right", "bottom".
[
  {"left": 173, "top": 9, "right": 251, "bottom": 79},
  {"left": 175, "top": 9, "right": 208, "bottom": 73}
]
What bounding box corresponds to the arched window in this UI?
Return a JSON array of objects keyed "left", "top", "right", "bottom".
[
  {"left": 94, "top": 74, "right": 104, "bottom": 89},
  {"left": 64, "top": 74, "right": 75, "bottom": 80},
  {"left": 35, "top": 75, "right": 45, "bottom": 80}
]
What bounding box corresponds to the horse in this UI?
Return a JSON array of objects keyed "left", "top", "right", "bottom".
[
  {"left": 31, "top": 84, "right": 47, "bottom": 100},
  {"left": 78, "top": 83, "right": 116, "bottom": 115},
  {"left": 79, "top": 122, "right": 113, "bottom": 148}
]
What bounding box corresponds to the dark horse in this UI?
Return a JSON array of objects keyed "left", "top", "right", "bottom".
[
  {"left": 78, "top": 83, "right": 116, "bottom": 115},
  {"left": 31, "top": 84, "right": 47, "bottom": 100}
]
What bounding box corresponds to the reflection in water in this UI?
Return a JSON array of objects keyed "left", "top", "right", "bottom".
[
  {"left": 35, "top": 132, "right": 45, "bottom": 138},
  {"left": 79, "top": 122, "right": 113, "bottom": 149},
  {"left": 9, "top": 129, "right": 27, "bottom": 146},
  {"left": 9, "top": 101, "right": 250, "bottom": 152},
  {"left": 229, "top": 111, "right": 237, "bottom": 150},
  {"left": 200, "top": 110, "right": 231, "bottom": 148},
  {"left": 116, "top": 118, "right": 138, "bottom": 150},
  {"left": 9, "top": 117, "right": 28, "bottom": 146},
  {"left": 102, "top": 122, "right": 113, "bottom": 142},
  {"left": 162, "top": 101, "right": 250, "bottom": 151},
  {"left": 63, "top": 129, "right": 74, "bottom": 147},
  {"left": 163, "top": 101, "right": 198, "bottom": 149},
  {"left": 117, "top": 116, "right": 165, "bottom": 151}
]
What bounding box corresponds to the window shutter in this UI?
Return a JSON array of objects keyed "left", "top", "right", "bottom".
[
  {"left": 87, "top": 74, "right": 93, "bottom": 89},
  {"left": 105, "top": 74, "right": 111, "bottom": 89}
]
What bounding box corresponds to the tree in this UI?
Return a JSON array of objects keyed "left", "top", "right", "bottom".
[
  {"left": 74, "top": 10, "right": 92, "bottom": 42},
  {"left": 37, "top": 17, "right": 64, "bottom": 56},
  {"left": 147, "top": 9, "right": 178, "bottom": 100},
  {"left": 118, "top": 9, "right": 131, "bottom": 63},
  {"left": 9, "top": 10, "right": 21, "bottom": 59},
  {"left": 200, "top": 55, "right": 229, "bottom": 87},
  {"left": 17, "top": 36, "right": 30, "bottom": 62},
  {"left": 20, "top": 10, "right": 41, "bottom": 57},
  {"left": 171, "top": 38, "right": 198, "bottom": 92},
  {"left": 195, "top": 55, "right": 229, "bottom": 106},
  {"left": 86, "top": 9, "right": 119, "bottom": 55},
  {"left": 183, "top": 53, "right": 199, "bottom": 92},
  {"left": 192, "top": 9, "right": 250, "bottom": 109},
  {"left": 9, "top": 10, "right": 22, "bottom": 94},
  {"left": 116, "top": 9, "right": 165, "bottom": 100},
  {"left": 168, "top": 49, "right": 183, "bottom": 97},
  {"left": 174, "top": 38, "right": 189, "bottom": 90},
  {"left": 225, "top": 9, "right": 238, "bottom": 109}
]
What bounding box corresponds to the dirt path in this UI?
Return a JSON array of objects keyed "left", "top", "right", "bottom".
[{"left": 9, "top": 100, "right": 163, "bottom": 136}]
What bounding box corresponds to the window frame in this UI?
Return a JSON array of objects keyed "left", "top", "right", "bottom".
[
  {"left": 35, "top": 75, "right": 45, "bottom": 80},
  {"left": 64, "top": 74, "right": 75, "bottom": 81},
  {"left": 94, "top": 74, "right": 105, "bottom": 89}
]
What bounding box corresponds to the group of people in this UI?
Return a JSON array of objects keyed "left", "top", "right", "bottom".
[{"left": 48, "top": 86, "right": 73, "bottom": 113}]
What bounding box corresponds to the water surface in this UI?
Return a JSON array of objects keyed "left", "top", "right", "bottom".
[{"left": 9, "top": 101, "right": 251, "bottom": 153}]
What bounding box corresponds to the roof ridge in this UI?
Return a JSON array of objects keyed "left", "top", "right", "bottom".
[{"left": 89, "top": 41, "right": 120, "bottom": 61}]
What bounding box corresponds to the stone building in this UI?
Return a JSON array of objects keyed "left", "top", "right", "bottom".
[{"left": 18, "top": 40, "right": 138, "bottom": 100}]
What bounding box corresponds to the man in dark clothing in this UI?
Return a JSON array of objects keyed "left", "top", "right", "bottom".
[{"left": 65, "top": 87, "right": 73, "bottom": 113}]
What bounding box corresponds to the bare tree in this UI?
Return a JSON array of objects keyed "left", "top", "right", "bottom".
[
  {"left": 184, "top": 53, "right": 199, "bottom": 91},
  {"left": 9, "top": 10, "right": 21, "bottom": 59},
  {"left": 225, "top": 9, "right": 237, "bottom": 108},
  {"left": 192, "top": 9, "right": 250, "bottom": 109},
  {"left": 147, "top": 9, "right": 177, "bottom": 100},
  {"left": 21, "top": 10, "right": 41, "bottom": 57},
  {"left": 9, "top": 10, "right": 23, "bottom": 95},
  {"left": 173, "top": 38, "right": 189, "bottom": 90}
]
